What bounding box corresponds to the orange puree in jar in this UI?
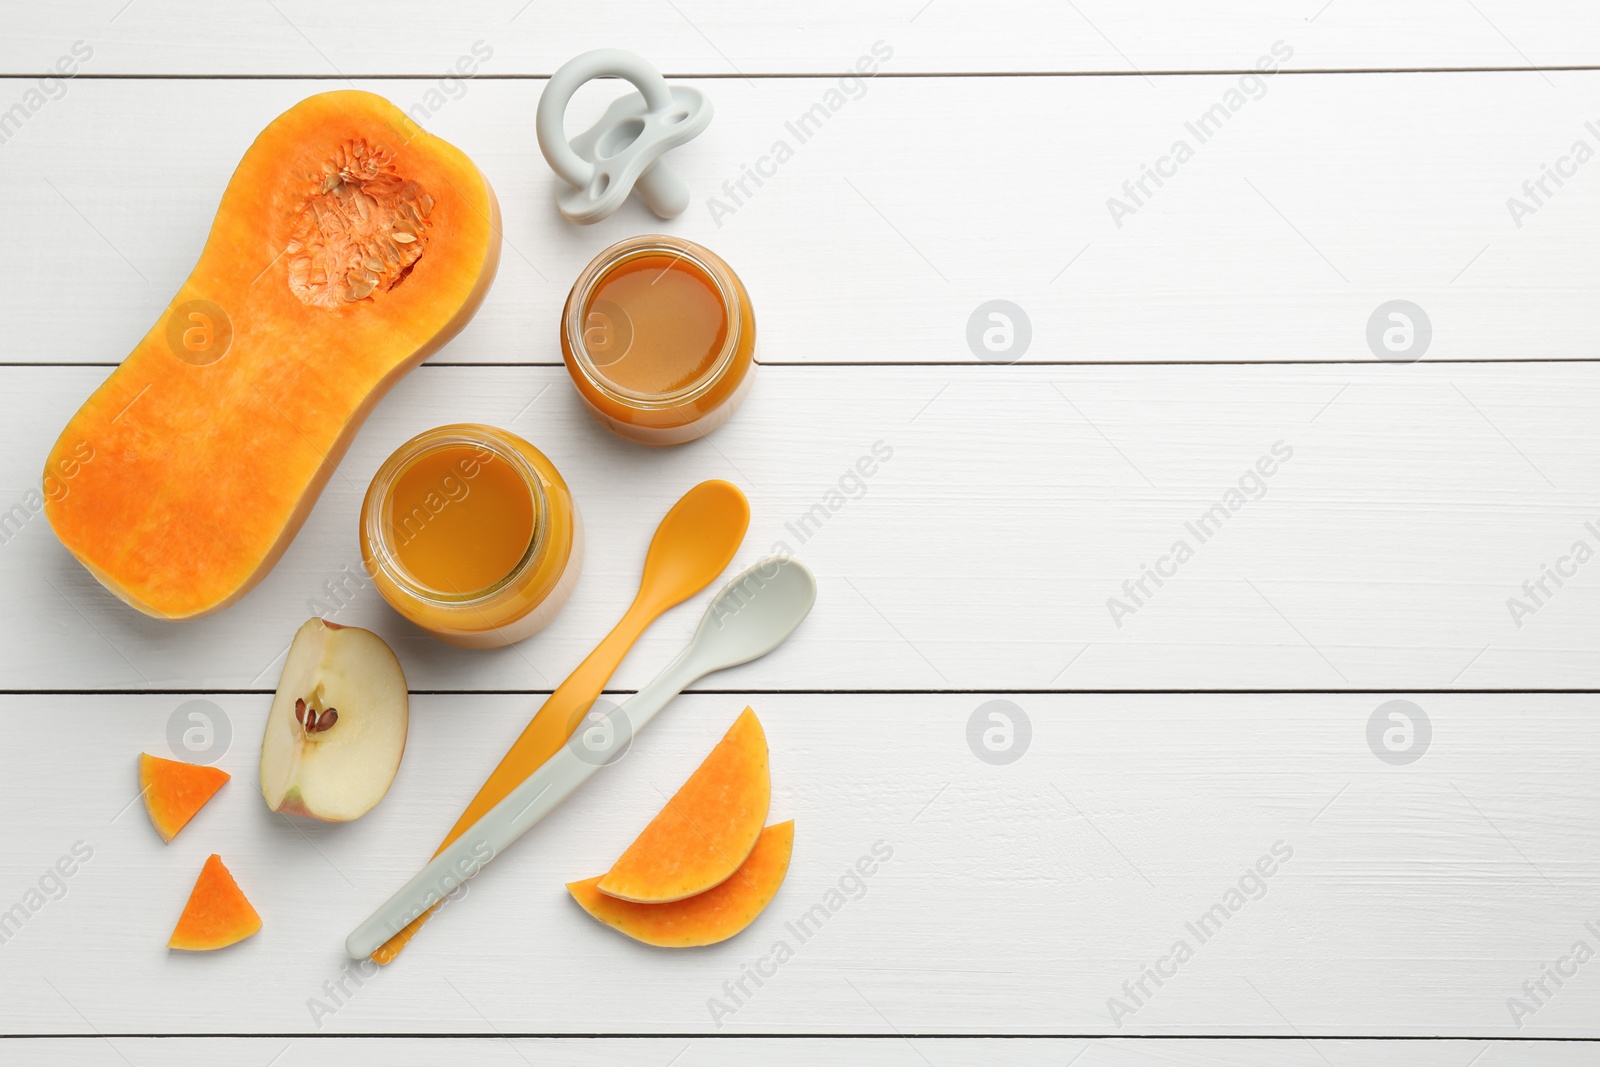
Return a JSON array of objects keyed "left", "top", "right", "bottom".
[
  {"left": 562, "top": 235, "right": 755, "bottom": 446},
  {"left": 582, "top": 253, "right": 729, "bottom": 395},
  {"left": 385, "top": 443, "right": 535, "bottom": 595},
  {"left": 360, "top": 425, "right": 583, "bottom": 648}
]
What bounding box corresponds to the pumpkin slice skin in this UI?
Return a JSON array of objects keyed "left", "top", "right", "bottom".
[
  {"left": 597, "top": 707, "right": 770, "bottom": 903},
  {"left": 44, "top": 90, "right": 501, "bottom": 619},
  {"left": 168, "top": 854, "right": 262, "bottom": 951},
  {"left": 570, "top": 821, "right": 794, "bottom": 947},
  {"left": 139, "top": 752, "right": 230, "bottom": 844}
]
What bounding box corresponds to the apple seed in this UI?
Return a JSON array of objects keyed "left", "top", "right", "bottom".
[{"left": 294, "top": 697, "right": 338, "bottom": 734}]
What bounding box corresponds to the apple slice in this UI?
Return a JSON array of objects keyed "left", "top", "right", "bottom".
[{"left": 260, "top": 618, "right": 408, "bottom": 822}]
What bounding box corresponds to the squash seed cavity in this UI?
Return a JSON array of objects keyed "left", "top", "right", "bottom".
[{"left": 286, "top": 139, "right": 434, "bottom": 308}]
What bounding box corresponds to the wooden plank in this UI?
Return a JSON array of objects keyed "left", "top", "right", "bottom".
[
  {"left": 1, "top": 692, "right": 1595, "bottom": 1037},
  {"left": 4, "top": 1, "right": 1599, "bottom": 76},
  {"left": 6, "top": 1037, "right": 1596, "bottom": 1065},
  {"left": 2, "top": 72, "right": 1599, "bottom": 366},
  {"left": 3, "top": 362, "right": 1597, "bottom": 692}
]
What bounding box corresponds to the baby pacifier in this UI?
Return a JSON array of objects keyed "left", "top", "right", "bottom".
[{"left": 536, "top": 49, "right": 713, "bottom": 225}]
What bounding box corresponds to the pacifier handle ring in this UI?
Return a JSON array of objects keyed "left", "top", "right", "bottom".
[{"left": 537, "top": 49, "right": 676, "bottom": 190}]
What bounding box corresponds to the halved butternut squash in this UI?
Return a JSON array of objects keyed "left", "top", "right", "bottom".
[
  {"left": 168, "top": 854, "right": 262, "bottom": 951},
  {"left": 570, "top": 821, "right": 794, "bottom": 947},
  {"left": 597, "top": 707, "right": 770, "bottom": 903},
  {"left": 44, "top": 90, "right": 501, "bottom": 619},
  {"left": 139, "top": 752, "right": 229, "bottom": 844}
]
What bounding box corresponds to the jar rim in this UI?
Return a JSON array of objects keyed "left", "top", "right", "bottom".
[
  {"left": 563, "top": 235, "right": 744, "bottom": 411},
  {"left": 361, "top": 425, "right": 549, "bottom": 606}
]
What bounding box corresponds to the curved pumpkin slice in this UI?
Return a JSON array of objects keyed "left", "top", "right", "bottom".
[
  {"left": 44, "top": 90, "right": 501, "bottom": 619},
  {"left": 570, "top": 821, "right": 794, "bottom": 947},
  {"left": 139, "top": 752, "right": 230, "bottom": 843},
  {"left": 169, "top": 854, "right": 262, "bottom": 951},
  {"left": 597, "top": 707, "right": 770, "bottom": 903}
]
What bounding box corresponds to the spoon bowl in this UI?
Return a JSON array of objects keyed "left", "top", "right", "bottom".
[
  {"left": 684, "top": 557, "right": 818, "bottom": 675},
  {"left": 637, "top": 479, "right": 752, "bottom": 610}
]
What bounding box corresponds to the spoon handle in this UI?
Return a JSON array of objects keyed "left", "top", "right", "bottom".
[
  {"left": 346, "top": 650, "right": 703, "bottom": 960},
  {"left": 440, "top": 602, "right": 656, "bottom": 847},
  {"left": 369, "top": 602, "right": 655, "bottom": 963}
]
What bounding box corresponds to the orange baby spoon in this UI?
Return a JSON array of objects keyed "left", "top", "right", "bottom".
[{"left": 372, "top": 479, "right": 750, "bottom": 963}]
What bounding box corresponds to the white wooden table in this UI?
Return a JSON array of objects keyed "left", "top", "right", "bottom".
[{"left": 3, "top": 3, "right": 1598, "bottom": 1064}]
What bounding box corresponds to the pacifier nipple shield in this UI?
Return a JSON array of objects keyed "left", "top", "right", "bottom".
[{"left": 536, "top": 49, "right": 713, "bottom": 225}]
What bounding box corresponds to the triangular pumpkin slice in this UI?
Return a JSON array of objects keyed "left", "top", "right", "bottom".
[
  {"left": 570, "top": 821, "right": 794, "bottom": 947},
  {"left": 597, "top": 707, "right": 770, "bottom": 903},
  {"left": 139, "top": 753, "right": 230, "bottom": 843},
  {"left": 169, "top": 854, "right": 262, "bottom": 951}
]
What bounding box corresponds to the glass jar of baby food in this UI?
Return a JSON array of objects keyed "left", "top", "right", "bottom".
[
  {"left": 360, "top": 424, "right": 583, "bottom": 648},
  {"left": 561, "top": 234, "right": 756, "bottom": 446}
]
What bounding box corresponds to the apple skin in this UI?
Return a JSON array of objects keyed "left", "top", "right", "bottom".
[
  {"left": 270, "top": 782, "right": 316, "bottom": 820},
  {"left": 260, "top": 617, "right": 409, "bottom": 822}
]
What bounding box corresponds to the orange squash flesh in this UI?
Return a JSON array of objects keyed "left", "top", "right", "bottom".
[
  {"left": 139, "top": 752, "right": 229, "bottom": 844},
  {"left": 168, "top": 854, "right": 262, "bottom": 951},
  {"left": 570, "top": 821, "right": 794, "bottom": 947},
  {"left": 597, "top": 707, "right": 770, "bottom": 903},
  {"left": 44, "top": 90, "right": 501, "bottom": 619}
]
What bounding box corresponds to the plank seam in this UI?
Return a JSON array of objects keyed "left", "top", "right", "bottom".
[
  {"left": 4, "top": 688, "right": 1597, "bottom": 697},
  {"left": 5, "top": 1033, "right": 1599, "bottom": 1041},
  {"left": 10, "top": 359, "right": 1600, "bottom": 369},
  {"left": 7, "top": 67, "right": 1600, "bottom": 79}
]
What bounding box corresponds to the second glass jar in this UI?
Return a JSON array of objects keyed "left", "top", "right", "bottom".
[{"left": 561, "top": 234, "right": 756, "bottom": 446}]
